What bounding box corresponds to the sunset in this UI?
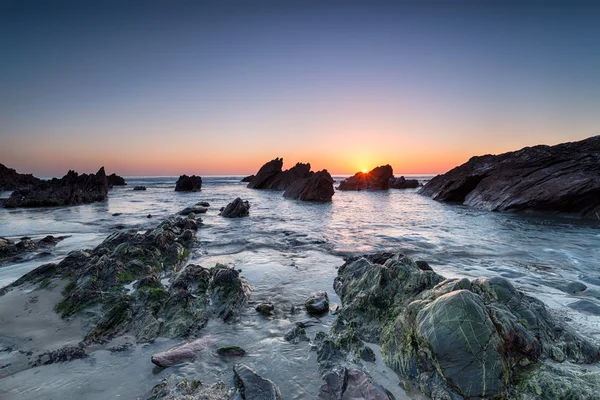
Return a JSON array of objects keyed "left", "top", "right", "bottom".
[{"left": 1, "top": 1, "right": 599, "bottom": 399}]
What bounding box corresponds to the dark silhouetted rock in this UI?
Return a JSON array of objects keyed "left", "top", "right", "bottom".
[
  {"left": 246, "top": 158, "right": 283, "bottom": 189},
  {"left": 195, "top": 201, "right": 210, "bottom": 207},
  {"left": 4, "top": 167, "right": 109, "bottom": 208},
  {"left": 220, "top": 198, "right": 250, "bottom": 218},
  {"left": 389, "top": 176, "right": 419, "bottom": 189},
  {"left": 420, "top": 135, "right": 600, "bottom": 219},
  {"left": 0, "top": 236, "right": 66, "bottom": 263},
  {"left": 217, "top": 346, "right": 246, "bottom": 357},
  {"left": 175, "top": 175, "right": 202, "bottom": 192},
  {"left": 133, "top": 186, "right": 146, "bottom": 191},
  {"left": 338, "top": 165, "right": 393, "bottom": 191},
  {"left": 234, "top": 364, "right": 282, "bottom": 400},
  {"left": 0, "top": 163, "right": 41, "bottom": 191},
  {"left": 107, "top": 173, "right": 126, "bottom": 187},
  {"left": 262, "top": 162, "right": 312, "bottom": 190},
  {"left": 305, "top": 291, "right": 329, "bottom": 315},
  {"left": 283, "top": 170, "right": 335, "bottom": 202},
  {"left": 241, "top": 175, "right": 255, "bottom": 182}
]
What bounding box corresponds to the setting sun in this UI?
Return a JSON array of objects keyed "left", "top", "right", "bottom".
[{"left": 361, "top": 169, "right": 368, "bottom": 173}]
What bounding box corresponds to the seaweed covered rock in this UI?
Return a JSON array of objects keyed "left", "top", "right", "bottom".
[
  {"left": 328, "top": 253, "right": 600, "bottom": 399},
  {"left": 220, "top": 198, "right": 250, "bottom": 218},
  {"left": 5, "top": 167, "right": 109, "bottom": 208},
  {"left": 209, "top": 264, "right": 251, "bottom": 321},
  {"left": 338, "top": 165, "right": 393, "bottom": 191},
  {"left": 283, "top": 170, "right": 335, "bottom": 202},
  {"left": 234, "top": 364, "right": 282, "bottom": 400},
  {"left": 174, "top": 175, "right": 202, "bottom": 192}
]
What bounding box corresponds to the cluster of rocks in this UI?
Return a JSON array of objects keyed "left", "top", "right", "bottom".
[
  {"left": 338, "top": 165, "right": 419, "bottom": 191},
  {"left": 315, "top": 252, "right": 600, "bottom": 399},
  {"left": 0, "top": 163, "right": 41, "bottom": 191},
  {"left": 245, "top": 158, "right": 334, "bottom": 201},
  {"left": 175, "top": 175, "right": 202, "bottom": 192},
  {"left": 420, "top": 135, "right": 600, "bottom": 219},
  {"left": 0, "top": 235, "right": 67, "bottom": 264},
  {"left": 107, "top": 173, "right": 127, "bottom": 187}
]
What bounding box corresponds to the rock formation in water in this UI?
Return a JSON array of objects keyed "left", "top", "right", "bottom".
[
  {"left": 317, "top": 252, "right": 600, "bottom": 399},
  {"left": 0, "top": 163, "right": 41, "bottom": 191},
  {"left": 338, "top": 165, "right": 393, "bottom": 191},
  {"left": 420, "top": 135, "right": 600, "bottom": 219},
  {"left": 234, "top": 364, "right": 282, "bottom": 400},
  {"left": 107, "top": 173, "right": 126, "bottom": 187},
  {"left": 220, "top": 198, "right": 250, "bottom": 218},
  {"left": 388, "top": 176, "right": 419, "bottom": 189},
  {"left": 283, "top": 170, "right": 335, "bottom": 202},
  {"left": 241, "top": 175, "right": 255, "bottom": 182},
  {"left": 0, "top": 235, "right": 67, "bottom": 264},
  {"left": 4, "top": 167, "right": 110, "bottom": 208},
  {"left": 174, "top": 174, "right": 202, "bottom": 192}
]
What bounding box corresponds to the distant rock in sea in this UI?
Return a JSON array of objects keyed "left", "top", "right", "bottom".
[
  {"left": 175, "top": 175, "right": 202, "bottom": 192},
  {"left": 4, "top": 167, "right": 110, "bottom": 208},
  {"left": 420, "top": 135, "right": 600, "bottom": 219},
  {"left": 0, "top": 163, "right": 42, "bottom": 191},
  {"left": 107, "top": 173, "right": 126, "bottom": 187},
  {"left": 241, "top": 175, "right": 254, "bottom": 182},
  {"left": 283, "top": 170, "right": 335, "bottom": 202},
  {"left": 133, "top": 186, "right": 146, "bottom": 191},
  {"left": 338, "top": 165, "right": 393, "bottom": 191},
  {"left": 389, "top": 176, "right": 419, "bottom": 189}
]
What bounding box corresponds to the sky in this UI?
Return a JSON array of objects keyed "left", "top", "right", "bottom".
[{"left": 1, "top": 0, "right": 599, "bottom": 177}]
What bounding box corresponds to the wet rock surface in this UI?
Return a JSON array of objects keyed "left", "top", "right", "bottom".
[
  {"left": 234, "top": 363, "right": 282, "bottom": 400},
  {"left": 220, "top": 198, "right": 250, "bottom": 218},
  {"left": 305, "top": 291, "right": 329, "bottom": 315},
  {"left": 5, "top": 167, "right": 110, "bottom": 208},
  {"left": 31, "top": 345, "right": 88, "bottom": 367},
  {"left": 321, "top": 252, "right": 600, "bottom": 399},
  {"left": 338, "top": 165, "right": 393, "bottom": 191},
  {"left": 148, "top": 376, "right": 234, "bottom": 400},
  {"left": 283, "top": 170, "right": 335, "bottom": 202},
  {"left": 174, "top": 175, "right": 202, "bottom": 192},
  {"left": 317, "top": 368, "right": 394, "bottom": 400},
  {"left": 420, "top": 135, "right": 600, "bottom": 219},
  {"left": 0, "top": 235, "right": 68, "bottom": 263}
]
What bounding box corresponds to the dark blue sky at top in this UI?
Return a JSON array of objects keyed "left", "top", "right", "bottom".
[{"left": 1, "top": 0, "right": 599, "bottom": 175}]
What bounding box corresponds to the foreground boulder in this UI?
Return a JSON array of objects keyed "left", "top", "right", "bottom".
[
  {"left": 5, "top": 167, "right": 109, "bottom": 208},
  {"left": 107, "top": 173, "right": 126, "bottom": 187},
  {"left": 220, "top": 198, "right": 250, "bottom": 218},
  {"left": 174, "top": 175, "right": 202, "bottom": 192},
  {"left": 322, "top": 252, "right": 600, "bottom": 399},
  {"left": 388, "top": 176, "right": 419, "bottom": 189},
  {"left": 0, "top": 163, "right": 41, "bottom": 191},
  {"left": 151, "top": 336, "right": 215, "bottom": 367},
  {"left": 305, "top": 291, "right": 329, "bottom": 315},
  {"left": 283, "top": 170, "right": 335, "bottom": 202},
  {"left": 420, "top": 135, "right": 600, "bottom": 219},
  {"left": 338, "top": 165, "right": 393, "bottom": 191},
  {"left": 234, "top": 364, "right": 282, "bottom": 400}
]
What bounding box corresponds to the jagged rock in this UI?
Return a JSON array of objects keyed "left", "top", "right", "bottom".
[
  {"left": 317, "top": 368, "right": 393, "bottom": 400},
  {"left": 175, "top": 175, "right": 202, "bottom": 192},
  {"left": 338, "top": 165, "right": 393, "bottom": 191},
  {"left": 5, "top": 167, "right": 109, "bottom": 208},
  {"left": 0, "top": 163, "right": 41, "bottom": 191},
  {"left": 420, "top": 135, "right": 600, "bottom": 219},
  {"left": 151, "top": 336, "right": 214, "bottom": 367},
  {"left": 246, "top": 158, "right": 284, "bottom": 189},
  {"left": 148, "top": 376, "right": 234, "bottom": 400},
  {"left": 283, "top": 325, "right": 308, "bottom": 344},
  {"left": 220, "top": 198, "right": 250, "bottom": 218},
  {"left": 388, "top": 176, "right": 419, "bottom": 189},
  {"left": 217, "top": 346, "right": 246, "bottom": 357},
  {"left": 241, "top": 175, "right": 255, "bottom": 182},
  {"left": 233, "top": 364, "right": 282, "bottom": 400},
  {"left": 133, "top": 186, "right": 147, "bottom": 191},
  {"left": 31, "top": 345, "right": 87, "bottom": 366},
  {"left": 107, "top": 173, "right": 126, "bottom": 187},
  {"left": 305, "top": 291, "right": 329, "bottom": 316},
  {"left": 283, "top": 170, "right": 334, "bottom": 202},
  {"left": 209, "top": 264, "right": 251, "bottom": 321}
]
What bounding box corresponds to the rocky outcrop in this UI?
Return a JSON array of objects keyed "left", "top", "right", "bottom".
[
  {"left": 388, "top": 176, "right": 419, "bottom": 189},
  {"left": 234, "top": 364, "right": 282, "bottom": 400},
  {"left": 220, "top": 198, "right": 250, "bottom": 218},
  {"left": 107, "top": 173, "right": 126, "bottom": 187},
  {"left": 174, "top": 175, "right": 202, "bottom": 192},
  {"left": 148, "top": 377, "right": 234, "bottom": 400},
  {"left": 338, "top": 165, "right": 393, "bottom": 191},
  {"left": 247, "top": 159, "right": 312, "bottom": 190},
  {"left": 4, "top": 167, "right": 109, "bottom": 208},
  {"left": 246, "top": 158, "right": 284, "bottom": 189},
  {"left": 283, "top": 170, "right": 335, "bottom": 202},
  {"left": 241, "top": 175, "right": 255, "bottom": 182},
  {"left": 0, "top": 235, "right": 67, "bottom": 264},
  {"left": 0, "top": 163, "right": 41, "bottom": 191},
  {"left": 420, "top": 136, "right": 600, "bottom": 219},
  {"left": 321, "top": 252, "right": 600, "bottom": 399}
]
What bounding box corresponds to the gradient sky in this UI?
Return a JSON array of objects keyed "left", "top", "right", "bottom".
[{"left": 1, "top": 0, "right": 599, "bottom": 177}]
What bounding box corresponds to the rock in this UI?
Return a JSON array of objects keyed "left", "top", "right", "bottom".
[
  {"left": 283, "top": 170, "right": 335, "bottom": 202},
  {"left": 284, "top": 325, "right": 308, "bottom": 344},
  {"left": 246, "top": 158, "right": 284, "bottom": 189},
  {"left": 317, "top": 368, "right": 393, "bottom": 400},
  {"left": 546, "top": 280, "right": 587, "bottom": 294},
  {"left": 5, "top": 167, "right": 109, "bottom": 208},
  {"left": 178, "top": 206, "right": 207, "bottom": 215},
  {"left": 195, "top": 201, "right": 210, "bottom": 207},
  {"left": 148, "top": 377, "right": 233, "bottom": 400},
  {"left": 217, "top": 346, "right": 246, "bottom": 357},
  {"left": 31, "top": 345, "right": 87, "bottom": 366},
  {"left": 0, "top": 163, "right": 42, "bottom": 191},
  {"left": 414, "top": 260, "right": 433, "bottom": 271},
  {"left": 389, "top": 176, "right": 419, "bottom": 189},
  {"left": 175, "top": 175, "right": 202, "bottom": 192},
  {"left": 147, "top": 214, "right": 152, "bottom": 218},
  {"left": 255, "top": 303, "right": 275, "bottom": 315},
  {"left": 246, "top": 158, "right": 316, "bottom": 190},
  {"left": 133, "top": 186, "right": 147, "bottom": 191},
  {"left": 305, "top": 291, "right": 329, "bottom": 315},
  {"left": 220, "top": 198, "right": 250, "bottom": 218},
  {"left": 241, "top": 175, "right": 255, "bottom": 182},
  {"left": 209, "top": 264, "right": 251, "bottom": 321},
  {"left": 233, "top": 363, "right": 282, "bottom": 400},
  {"left": 568, "top": 300, "right": 600, "bottom": 315},
  {"left": 107, "top": 173, "right": 126, "bottom": 187},
  {"left": 338, "top": 165, "right": 394, "bottom": 191},
  {"left": 151, "top": 336, "right": 215, "bottom": 367},
  {"left": 1, "top": 235, "right": 67, "bottom": 263},
  {"left": 420, "top": 135, "right": 600, "bottom": 219}
]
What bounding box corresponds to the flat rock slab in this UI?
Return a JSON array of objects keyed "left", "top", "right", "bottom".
[{"left": 151, "top": 336, "right": 215, "bottom": 367}]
